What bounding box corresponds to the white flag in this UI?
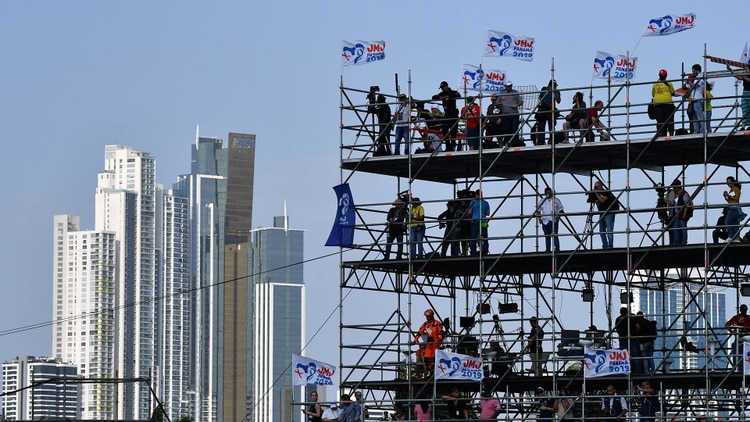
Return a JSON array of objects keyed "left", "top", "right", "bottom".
[
  {"left": 291, "top": 354, "right": 336, "bottom": 386},
  {"left": 583, "top": 348, "right": 631, "bottom": 378},
  {"left": 744, "top": 342, "right": 750, "bottom": 374},
  {"left": 484, "top": 30, "right": 535, "bottom": 62},
  {"left": 460, "top": 65, "right": 507, "bottom": 92},
  {"left": 741, "top": 41, "right": 750, "bottom": 66},
  {"left": 593, "top": 51, "right": 637, "bottom": 82},
  {"left": 435, "top": 349, "right": 483, "bottom": 381},
  {"left": 643, "top": 13, "right": 696, "bottom": 36},
  {"left": 341, "top": 40, "right": 386, "bottom": 67}
]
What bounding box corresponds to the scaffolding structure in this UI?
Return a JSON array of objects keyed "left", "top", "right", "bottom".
[{"left": 333, "top": 56, "right": 750, "bottom": 421}]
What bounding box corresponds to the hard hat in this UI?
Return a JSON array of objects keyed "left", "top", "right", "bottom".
[
  {"left": 424, "top": 309, "right": 434, "bottom": 317},
  {"left": 658, "top": 69, "right": 668, "bottom": 78}
]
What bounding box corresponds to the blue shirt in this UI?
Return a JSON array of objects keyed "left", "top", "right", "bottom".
[{"left": 469, "top": 198, "right": 490, "bottom": 221}]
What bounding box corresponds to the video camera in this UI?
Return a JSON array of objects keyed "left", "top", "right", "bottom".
[
  {"left": 366, "top": 85, "right": 380, "bottom": 103},
  {"left": 586, "top": 192, "right": 598, "bottom": 204}
]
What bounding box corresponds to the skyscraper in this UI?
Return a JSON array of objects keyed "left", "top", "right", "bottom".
[
  {"left": 173, "top": 133, "right": 256, "bottom": 422},
  {"left": 51, "top": 216, "right": 117, "bottom": 420},
  {"left": 249, "top": 215, "right": 305, "bottom": 422},
  {"left": 637, "top": 276, "right": 727, "bottom": 371},
  {"left": 95, "top": 145, "right": 157, "bottom": 420}
]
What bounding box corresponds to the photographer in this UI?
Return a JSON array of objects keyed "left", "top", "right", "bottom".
[
  {"left": 373, "top": 93, "right": 392, "bottom": 156},
  {"left": 591, "top": 181, "right": 618, "bottom": 249}
]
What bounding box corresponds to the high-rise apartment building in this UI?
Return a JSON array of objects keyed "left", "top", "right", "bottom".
[
  {"left": 51, "top": 216, "right": 117, "bottom": 420},
  {"left": 1, "top": 356, "right": 79, "bottom": 420},
  {"left": 249, "top": 216, "right": 305, "bottom": 422},
  {"left": 94, "top": 145, "right": 157, "bottom": 420},
  {"left": 155, "top": 188, "right": 191, "bottom": 420}
]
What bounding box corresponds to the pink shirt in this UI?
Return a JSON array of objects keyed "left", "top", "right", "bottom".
[
  {"left": 414, "top": 404, "right": 432, "bottom": 421},
  {"left": 480, "top": 397, "right": 501, "bottom": 419}
]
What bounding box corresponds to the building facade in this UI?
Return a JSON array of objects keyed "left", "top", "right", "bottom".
[
  {"left": 249, "top": 216, "right": 305, "bottom": 422},
  {"left": 1, "top": 356, "right": 79, "bottom": 420}
]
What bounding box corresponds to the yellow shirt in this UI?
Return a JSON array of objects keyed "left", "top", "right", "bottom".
[
  {"left": 652, "top": 80, "right": 675, "bottom": 103},
  {"left": 411, "top": 204, "right": 425, "bottom": 227}
]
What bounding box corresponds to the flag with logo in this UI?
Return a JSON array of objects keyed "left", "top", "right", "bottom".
[
  {"left": 484, "top": 30, "right": 535, "bottom": 62},
  {"left": 643, "top": 13, "right": 696, "bottom": 36},
  {"left": 583, "top": 348, "right": 631, "bottom": 378},
  {"left": 743, "top": 342, "right": 750, "bottom": 374},
  {"left": 593, "top": 51, "right": 637, "bottom": 82},
  {"left": 325, "top": 184, "right": 356, "bottom": 247},
  {"left": 434, "top": 349, "right": 483, "bottom": 381},
  {"left": 741, "top": 41, "right": 750, "bottom": 66},
  {"left": 460, "top": 64, "right": 507, "bottom": 92},
  {"left": 292, "top": 355, "right": 337, "bottom": 385},
  {"left": 341, "top": 40, "right": 386, "bottom": 66}
]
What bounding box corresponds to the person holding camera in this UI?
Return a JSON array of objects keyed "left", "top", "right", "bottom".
[
  {"left": 384, "top": 199, "right": 407, "bottom": 259},
  {"left": 535, "top": 79, "right": 561, "bottom": 144},
  {"left": 432, "top": 81, "right": 461, "bottom": 151},
  {"left": 372, "top": 93, "right": 392, "bottom": 156},
  {"left": 592, "top": 181, "right": 618, "bottom": 249},
  {"left": 484, "top": 93, "right": 503, "bottom": 148},
  {"left": 563, "top": 91, "right": 587, "bottom": 142}
]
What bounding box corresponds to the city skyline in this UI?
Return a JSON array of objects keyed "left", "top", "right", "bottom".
[{"left": 2, "top": 1, "right": 749, "bottom": 404}]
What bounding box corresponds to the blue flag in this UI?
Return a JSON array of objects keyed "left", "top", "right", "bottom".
[{"left": 325, "top": 183, "right": 356, "bottom": 247}]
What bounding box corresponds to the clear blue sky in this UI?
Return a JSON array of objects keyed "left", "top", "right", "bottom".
[{"left": 0, "top": 0, "right": 742, "bottom": 387}]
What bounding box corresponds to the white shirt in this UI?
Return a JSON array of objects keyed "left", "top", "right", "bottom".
[{"left": 538, "top": 196, "right": 564, "bottom": 224}]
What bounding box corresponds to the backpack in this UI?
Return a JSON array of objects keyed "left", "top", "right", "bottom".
[{"left": 642, "top": 319, "right": 657, "bottom": 342}]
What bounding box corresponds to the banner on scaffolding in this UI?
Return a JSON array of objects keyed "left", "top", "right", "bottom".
[
  {"left": 744, "top": 342, "right": 750, "bottom": 375},
  {"left": 435, "top": 349, "right": 484, "bottom": 381},
  {"left": 291, "top": 354, "right": 337, "bottom": 386},
  {"left": 484, "top": 30, "right": 535, "bottom": 62},
  {"left": 592, "top": 51, "right": 638, "bottom": 83},
  {"left": 583, "top": 348, "right": 631, "bottom": 378},
  {"left": 643, "top": 13, "right": 695, "bottom": 37},
  {"left": 341, "top": 40, "right": 386, "bottom": 67},
  {"left": 325, "top": 183, "right": 356, "bottom": 247},
  {"left": 460, "top": 64, "right": 507, "bottom": 92}
]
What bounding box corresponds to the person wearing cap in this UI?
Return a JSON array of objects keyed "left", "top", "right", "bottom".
[
  {"left": 726, "top": 304, "right": 750, "bottom": 369},
  {"left": 484, "top": 93, "right": 503, "bottom": 147},
  {"left": 535, "top": 387, "right": 555, "bottom": 422},
  {"left": 441, "top": 387, "right": 470, "bottom": 420},
  {"left": 461, "top": 96, "right": 482, "bottom": 150},
  {"left": 602, "top": 384, "right": 628, "bottom": 421},
  {"left": 563, "top": 91, "right": 587, "bottom": 142},
  {"left": 432, "top": 81, "right": 461, "bottom": 151},
  {"left": 409, "top": 197, "right": 426, "bottom": 258},
  {"left": 373, "top": 94, "right": 392, "bottom": 156},
  {"left": 414, "top": 102, "right": 442, "bottom": 153},
  {"left": 536, "top": 79, "right": 561, "bottom": 144},
  {"left": 499, "top": 80, "right": 524, "bottom": 146},
  {"left": 321, "top": 402, "right": 338, "bottom": 422},
  {"left": 392, "top": 94, "right": 410, "bottom": 155},
  {"left": 413, "top": 308, "right": 443, "bottom": 379},
  {"left": 467, "top": 189, "right": 490, "bottom": 255},
  {"left": 652, "top": 68, "right": 677, "bottom": 137},
  {"left": 384, "top": 198, "right": 407, "bottom": 260}
]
